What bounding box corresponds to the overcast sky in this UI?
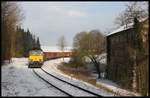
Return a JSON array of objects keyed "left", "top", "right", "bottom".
[{"left": 19, "top": 2, "right": 131, "bottom": 47}]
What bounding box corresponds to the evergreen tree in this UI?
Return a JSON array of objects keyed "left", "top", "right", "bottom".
[{"left": 36, "top": 37, "right": 41, "bottom": 49}]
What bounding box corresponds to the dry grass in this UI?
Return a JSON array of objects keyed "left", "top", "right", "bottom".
[
  {"left": 57, "top": 62, "right": 96, "bottom": 85},
  {"left": 57, "top": 62, "right": 119, "bottom": 96},
  {"left": 57, "top": 63, "right": 141, "bottom": 96}
]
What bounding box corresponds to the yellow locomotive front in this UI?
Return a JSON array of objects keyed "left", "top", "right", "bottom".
[{"left": 28, "top": 49, "right": 44, "bottom": 68}]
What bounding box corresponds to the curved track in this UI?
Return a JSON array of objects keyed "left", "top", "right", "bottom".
[
  {"left": 32, "top": 69, "right": 73, "bottom": 97},
  {"left": 33, "top": 67, "right": 102, "bottom": 97}
]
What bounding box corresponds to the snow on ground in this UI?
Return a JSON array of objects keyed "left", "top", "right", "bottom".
[
  {"left": 2, "top": 58, "right": 67, "bottom": 96},
  {"left": 34, "top": 68, "right": 95, "bottom": 97},
  {"left": 42, "top": 58, "right": 115, "bottom": 96},
  {"left": 43, "top": 57, "right": 141, "bottom": 96},
  {"left": 96, "top": 79, "right": 141, "bottom": 96},
  {"left": 90, "top": 73, "right": 119, "bottom": 87},
  {"left": 2, "top": 57, "right": 141, "bottom": 96}
]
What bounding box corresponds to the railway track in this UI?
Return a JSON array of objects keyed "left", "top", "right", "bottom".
[
  {"left": 33, "top": 68, "right": 102, "bottom": 97},
  {"left": 32, "top": 69, "right": 73, "bottom": 97}
]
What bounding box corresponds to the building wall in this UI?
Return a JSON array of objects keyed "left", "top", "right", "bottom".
[
  {"left": 106, "top": 28, "right": 135, "bottom": 89},
  {"left": 106, "top": 18, "right": 149, "bottom": 93}
]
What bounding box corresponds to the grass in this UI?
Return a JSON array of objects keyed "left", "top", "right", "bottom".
[
  {"left": 57, "top": 62, "right": 96, "bottom": 85},
  {"left": 57, "top": 62, "right": 142, "bottom": 96},
  {"left": 57, "top": 62, "right": 119, "bottom": 96}
]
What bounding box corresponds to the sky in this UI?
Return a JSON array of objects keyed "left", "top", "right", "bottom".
[{"left": 18, "top": 2, "right": 131, "bottom": 47}]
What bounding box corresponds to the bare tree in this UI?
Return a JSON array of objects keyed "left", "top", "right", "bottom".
[
  {"left": 115, "top": 2, "right": 148, "bottom": 27},
  {"left": 57, "top": 35, "right": 67, "bottom": 61},
  {"left": 1, "top": 2, "right": 24, "bottom": 63}
]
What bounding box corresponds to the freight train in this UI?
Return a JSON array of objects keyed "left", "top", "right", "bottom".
[
  {"left": 44, "top": 52, "right": 72, "bottom": 61},
  {"left": 28, "top": 48, "right": 72, "bottom": 68}
]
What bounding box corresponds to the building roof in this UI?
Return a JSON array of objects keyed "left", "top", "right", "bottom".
[
  {"left": 41, "top": 46, "right": 72, "bottom": 52},
  {"left": 107, "top": 23, "right": 133, "bottom": 36},
  {"left": 107, "top": 17, "right": 148, "bottom": 36}
]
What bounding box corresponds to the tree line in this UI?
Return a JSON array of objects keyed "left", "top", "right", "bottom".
[
  {"left": 1, "top": 2, "right": 41, "bottom": 64},
  {"left": 15, "top": 27, "right": 41, "bottom": 57}
]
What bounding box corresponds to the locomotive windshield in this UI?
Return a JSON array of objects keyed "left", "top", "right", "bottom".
[{"left": 29, "top": 50, "right": 43, "bottom": 56}]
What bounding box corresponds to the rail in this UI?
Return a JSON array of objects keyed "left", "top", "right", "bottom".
[
  {"left": 40, "top": 67, "right": 102, "bottom": 97},
  {"left": 32, "top": 69, "right": 73, "bottom": 97}
]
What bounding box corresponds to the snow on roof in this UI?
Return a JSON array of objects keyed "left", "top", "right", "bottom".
[
  {"left": 107, "top": 23, "right": 133, "bottom": 36},
  {"left": 41, "top": 46, "right": 72, "bottom": 52},
  {"left": 107, "top": 17, "right": 148, "bottom": 36}
]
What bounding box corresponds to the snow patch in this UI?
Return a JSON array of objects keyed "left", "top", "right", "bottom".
[
  {"left": 41, "top": 46, "right": 72, "bottom": 52},
  {"left": 96, "top": 79, "right": 141, "bottom": 96},
  {"left": 42, "top": 58, "right": 114, "bottom": 96},
  {"left": 2, "top": 58, "right": 67, "bottom": 96}
]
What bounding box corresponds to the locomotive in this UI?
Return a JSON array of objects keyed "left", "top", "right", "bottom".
[{"left": 28, "top": 47, "right": 44, "bottom": 68}]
